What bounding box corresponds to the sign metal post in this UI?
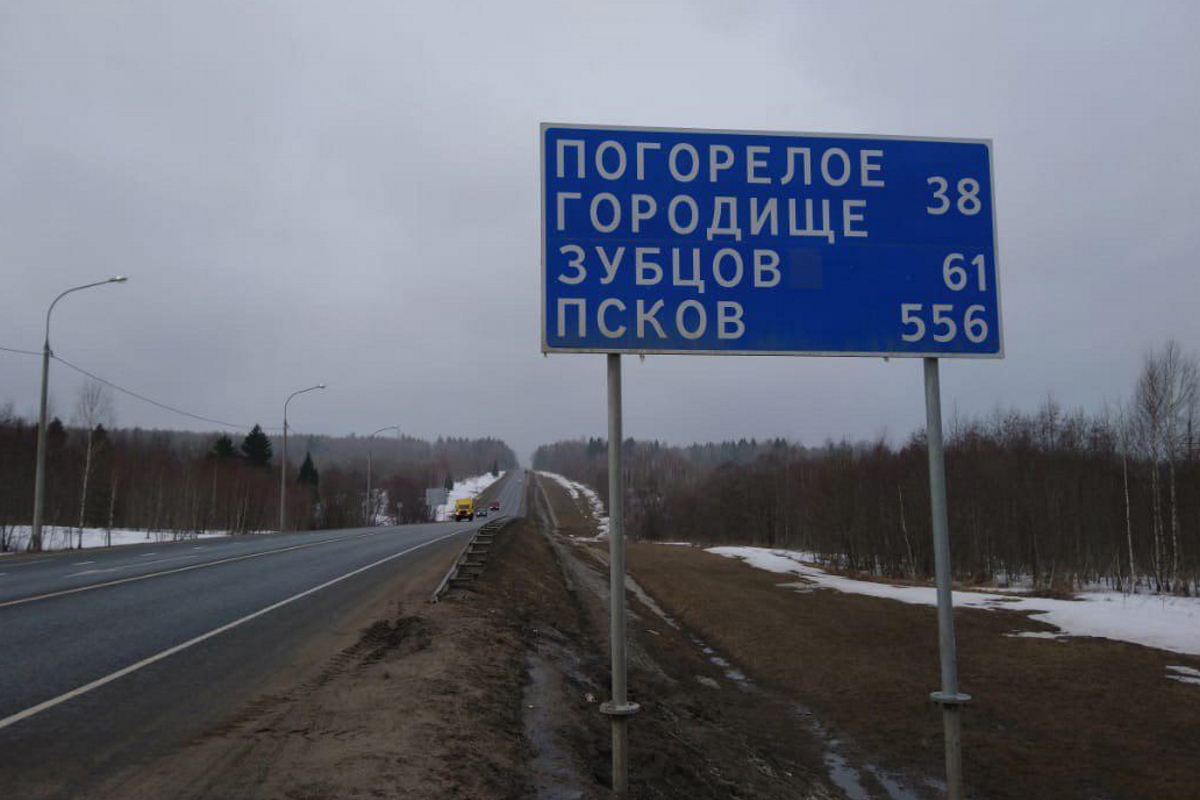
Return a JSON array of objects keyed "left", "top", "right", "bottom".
[
  {"left": 599, "top": 353, "right": 639, "bottom": 795},
  {"left": 924, "top": 357, "right": 970, "bottom": 799}
]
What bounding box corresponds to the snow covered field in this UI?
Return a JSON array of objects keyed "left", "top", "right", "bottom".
[
  {"left": 3, "top": 525, "right": 229, "bottom": 553},
  {"left": 709, "top": 546, "right": 1200, "bottom": 657},
  {"left": 537, "top": 472, "right": 609, "bottom": 539},
  {"left": 434, "top": 472, "right": 504, "bottom": 521}
]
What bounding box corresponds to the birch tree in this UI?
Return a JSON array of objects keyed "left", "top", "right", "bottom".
[
  {"left": 73, "top": 380, "right": 114, "bottom": 548},
  {"left": 1133, "top": 341, "right": 1198, "bottom": 591}
]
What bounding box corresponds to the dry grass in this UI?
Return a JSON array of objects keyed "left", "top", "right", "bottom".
[{"left": 628, "top": 542, "right": 1200, "bottom": 800}]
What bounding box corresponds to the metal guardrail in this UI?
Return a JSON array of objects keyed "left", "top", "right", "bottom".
[{"left": 429, "top": 516, "right": 516, "bottom": 603}]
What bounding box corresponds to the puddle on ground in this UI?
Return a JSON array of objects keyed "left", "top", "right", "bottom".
[
  {"left": 522, "top": 650, "right": 588, "bottom": 800},
  {"left": 705, "top": 653, "right": 749, "bottom": 682},
  {"left": 871, "top": 766, "right": 922, "bottom": 799},
  {"left": 624, "top": 575, "right": 681, "bottom": 629},
  {"left": 629, "top": 566, "right": 930, "bottom": 798},
  {"left": 825, "top": 747, "right": 871, "bottom": 800},
  {"left": 796, "top": 706, "right": 925, "bottom": 800}
]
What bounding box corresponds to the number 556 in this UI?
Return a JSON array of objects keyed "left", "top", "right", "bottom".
[{"left": 901, "top": 303, "right": 989, "bottom": 343}]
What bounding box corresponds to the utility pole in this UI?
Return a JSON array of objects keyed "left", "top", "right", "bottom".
[
  {"left": 365, "top": 425, "right": 400, "bottom": 526},
  {"left": 30, "top": 277, "right": 127, "bottom": 552},
  {"left": 280, "top": 384, "right": 324, "bottom": 532}
]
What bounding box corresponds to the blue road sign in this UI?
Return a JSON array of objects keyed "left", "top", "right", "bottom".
[{"left": 542, "top": 124, "right": 1001, "bottom": 357}]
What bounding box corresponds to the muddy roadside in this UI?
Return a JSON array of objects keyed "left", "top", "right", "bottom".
[{"left": 526, "top": 474, "right": 837, "bottom": 799}]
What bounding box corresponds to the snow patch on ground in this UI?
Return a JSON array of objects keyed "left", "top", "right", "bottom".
[
  {"left": 709, "top": 546, "right": 1200, "bottom": 657},
  {"left": 435, "top": 472, "right": 504, "bottom": 521},
  {"left": 4, "top": 525, "right": 229, "bottom": 552},
  {"left": 625, "top": 574, "right": 680, "bottom": 630},
  {"left": 1166, "top": 665, "right": 1200, "bottom": 686},
  {"left": 367, "top": 489, "right": 392, "bottom": 526},
  {"left": 1004, "top": 631, "right": 1068, "bottom": 641},
  {"left": 537, "top": 472, "right": 609, "bottom": 539}
]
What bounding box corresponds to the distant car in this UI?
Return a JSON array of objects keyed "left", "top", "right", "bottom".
[
  {"left": 477, "top": 508, "right": 488, "bottom": 518},
  {"left": 489, "top": 501, "right": 500, "bottom": 511}
]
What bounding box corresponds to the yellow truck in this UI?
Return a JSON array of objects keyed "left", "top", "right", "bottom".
[{"left": 453, "top": 498, "right": 475, "bottom": 522}]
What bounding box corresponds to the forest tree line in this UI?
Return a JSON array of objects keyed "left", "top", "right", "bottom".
[
  {"left": 534, "top": 341, "right": 1199, "bottom": 595},
  {"left": 0, "top": 389, "right": 517, "bottom": 550}
]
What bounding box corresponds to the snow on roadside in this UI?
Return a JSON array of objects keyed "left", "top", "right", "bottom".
[
  {"left": 3, "top": 525, "right": 230, "bottom": 553},
  {"left": 435, "top": 472, "right": 505, "bottom": 521},
  {"left": 1166, "top": 665, "right": 1200, "bottom": 686},
  {"left": 708, "top": 546, "right": 1200, "bottom": 657},
  {"left": 537, "top": 472, "right": 609, "bottom": 539}
]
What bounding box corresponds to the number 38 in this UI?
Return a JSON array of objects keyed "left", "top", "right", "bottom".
[{"left": 927, "top": 177, "right": 982, "bottom": 216}]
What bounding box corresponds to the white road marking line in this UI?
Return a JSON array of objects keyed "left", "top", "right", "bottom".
[
  {"left": 0, "top": 558, "right": 53, "bottom": 568},
  {"left": 0, "top": 528, "right": 466, "bottom": 733},
  {"left": 0, "top": 531, "right": 380, "bottom": 609},
  {"left": 67, "top": 555, "right": 200, "bottom": 577},
  {"left": 71, "top": 561, "right": 95, "bottom": 566},
  {"left": 139, "top": 552, "right": 157, "bottom": 557}
]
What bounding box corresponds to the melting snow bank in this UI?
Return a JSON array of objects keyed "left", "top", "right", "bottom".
[
  {"left": 536, "top": 472, "right": 609, "bottom": 539},
  {"left": 708, "top": 546, "right": 1200, "bottom": 657},
  {"left": 435, "top": 472, "right": 505, "bottom": 521},
  {"left": 3, "top": 526, "right": 231, "bottom": 552},
  {"left": 1166, "top": 665, "right": 1200, "bottom": 686}
]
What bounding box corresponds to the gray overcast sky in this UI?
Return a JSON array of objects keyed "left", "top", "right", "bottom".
[{"left": 2, "top": 1, "right": 1197, "bottom": 462}]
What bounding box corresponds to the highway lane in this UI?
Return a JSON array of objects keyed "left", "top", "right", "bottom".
[
  {"left": 0, "top": 527, "right": 394, "bottom": 607},
  {"left": 0, "top": 470, "right": 527, "bottom": 800},
  {"left": 0, "top": 468, "right": 525, "bottom": 607}
]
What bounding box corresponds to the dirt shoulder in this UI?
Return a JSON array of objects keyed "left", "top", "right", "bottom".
[{"left": 86, "top": 525, "right": 532, "bottom": 800}]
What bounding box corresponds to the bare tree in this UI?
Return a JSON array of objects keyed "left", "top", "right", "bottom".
[
  {"left": 73, "top": 380, "right": 115, "bottom": 549},
  {"left": 1132, "top": 341, "right": 1198, "bottom": 591},
  {"left": 1116, "top": 404, "right": 1139, "bottom": 592},
  {"left": 1158, "top": 342, "right": 1198, "bottom": 589}
]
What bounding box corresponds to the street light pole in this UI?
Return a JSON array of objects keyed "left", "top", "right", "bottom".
[
  {"left": 365, "top": 425, "right": 400, "bottom": 526},
  {"left": 279, "top": 383, "right": 325, "bottom": 533},
  {"left": 30, "top": 277, "right": 127, "bottom": 553}
]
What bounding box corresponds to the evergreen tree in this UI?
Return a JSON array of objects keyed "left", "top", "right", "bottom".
[
  {"left": 297, "top": 451, "right": 319, "bottom": 488},
  {"left": 47, "top": 417, "right": 67, "bottom": 451},
  {"left": 490, "top": 460, "right": 499, "bottom": 477},
  {"left": 210, "top": 434, "right": 237, "bottom": 459},
  {"left": 240, "top": 424, "right": 273, "bottom": 467},
  {"left": 443, "top": 473, "right": 454, "bottom": 491}
]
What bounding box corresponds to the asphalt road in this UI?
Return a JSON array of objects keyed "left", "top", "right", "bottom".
[{"left": 0, "top": 469, "right": 527, "bottom": 800}]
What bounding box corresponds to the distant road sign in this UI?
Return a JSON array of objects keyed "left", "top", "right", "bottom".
[
  {"left": 425, "top": 488, "right": 448, "bottom": 509},
  {"left": 542, "top": 124, "right": 1001, "bottom": 357}
]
